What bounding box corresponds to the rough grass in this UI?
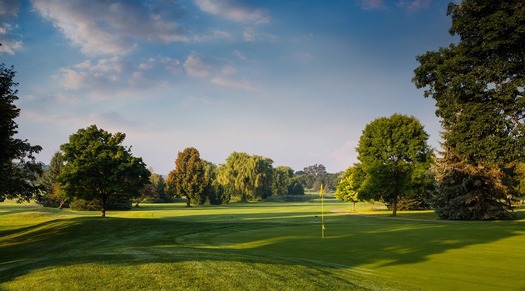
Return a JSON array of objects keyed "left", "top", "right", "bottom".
[{"left": 1, "top": 199, "right": 524, "bottom": 290}]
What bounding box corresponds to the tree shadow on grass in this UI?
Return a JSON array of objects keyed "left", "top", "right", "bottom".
[{"left": 0, "top": 206, "right": 524, "bottom": 289}]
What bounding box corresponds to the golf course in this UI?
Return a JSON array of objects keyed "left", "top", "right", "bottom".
[{"left": 1, "top": 198, "right": 524, "bottom": 290}]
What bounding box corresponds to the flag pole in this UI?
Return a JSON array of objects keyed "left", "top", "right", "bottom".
[{"left": 320, "top": 183, "right": 325, "bottom": 239}]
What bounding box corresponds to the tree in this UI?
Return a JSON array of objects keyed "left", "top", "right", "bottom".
[
  {"left": 0, "top": 64, "right": 42, "bottom": 202},
  {"left": 413, "top": 0, "right": 525, "bottom": 219},
  {"left": 217, "top": 152, "right": 274, "bottom": 202},
  {"left": 335, "top": 165, "right": 365, "bottom": 211},
  {"left": 166, "top": 147, "right": 208, "bottom": 207},
  {"left": 134, "top": 183, "right": 156, "bottom": 207},
  {"left": 272, "top": 166, "right": 294, "bottom": 196},
  {"left": 202, "top": 161, "right": 229, "bottom": 205},
  {"left": 58, "top": 125, "right": 151, "bottom": 217},
  {"left": 356, "top": 114, "right": 433, "bottom": 216},
  {"left": 303, "top": 164, "right": 327, "bottom": 190},
  {"left": 431, "top": 148, "right": 510, "bottom": 220},
  {"left": 150, "top": 172, "right": 169, "bottom": 202},
  {"left": 35, "top": 152, "right": 68, "bottom": 208}
]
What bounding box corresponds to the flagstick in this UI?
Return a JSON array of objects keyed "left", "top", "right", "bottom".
[{"left": 321, "top": 184, "right": 325, "bottom": 239}]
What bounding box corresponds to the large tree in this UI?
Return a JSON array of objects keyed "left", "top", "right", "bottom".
[
  {"left": 217, "top": 152, "right": 274, "bottom": 202},
  {"left": 413, "top": 0, "right": 525, "bottom": 219},
  {"left": 166, "top": 147, "right": 208, "bottom": 207},
  {"left": 58, "top": 125, "right": 150, "bottom": 217},
  {"left": 356, "top": 114, "right": 433, "bottom": 216},
  {"left": 0, "top": 64, "right": 42, "bottom": 202}
]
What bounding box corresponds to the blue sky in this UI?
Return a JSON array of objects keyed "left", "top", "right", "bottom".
[{"left": 1, "top": 0, "right": 454, "bottom": 174}]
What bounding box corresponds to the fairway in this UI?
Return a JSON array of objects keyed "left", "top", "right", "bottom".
[{"left": 1, "top": 200, "right": 524, "bottom": 290}]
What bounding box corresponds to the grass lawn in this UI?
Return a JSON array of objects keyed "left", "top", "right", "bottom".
[{"left": 1, "top": 198, "right": 524, "bottom": 290}]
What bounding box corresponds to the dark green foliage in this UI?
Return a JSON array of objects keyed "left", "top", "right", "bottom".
[
  {"left": 153, "top": 174, "right": 170, "bottom": 202},
  {"left": 357, "top": 114, "right": 433, "bottom": 216},
  {"left": 59, "top": 125, "right": 150, "bottom": 217},
  {"left": 206, "top": 180, "right": 229, "bottom": 205},
  {"left": 432, "top": 151, "right": 511, "bottom": 220},
  {"left": 70, "top": 196, "right": 132, "bottom": 211},
  {"left": 35, "top": 152, "right": 68, "bottom": 208},
  {"left": 272, "top": 166, "right": 293, "bottom": 196},
  {"left": 413, "top": 0, "right": 525, "bottom": 219},
  {"left": 288, "top": 179, "right": 305, "bottom": 195},
  {"left": 0, "top": 64, "right": 42, "bottom": 202},
  {"left": 413, "top": 0, "right": 525, "bottom": 163}
]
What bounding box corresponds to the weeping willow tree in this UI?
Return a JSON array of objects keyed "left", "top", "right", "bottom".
[{"left": 217, "top": 152, "right": 273, "bottom": 202}]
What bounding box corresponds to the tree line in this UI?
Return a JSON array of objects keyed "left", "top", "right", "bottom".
[
  {"left": 34, "top": 125, "right": 345, "bottom": 216},
  {"left": 0, "top": 70, "right": 337, "bottom": 217},
  {"left": 2, "top": 0, "right": 525, "bottom": 220},
  {"left": 335, "top": 0, "right": 525, "bottom": 220}
]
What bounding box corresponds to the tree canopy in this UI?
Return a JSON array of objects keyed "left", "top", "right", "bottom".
[
  {"left": 356, "top": 114, "right": 433, "bottom": 216},
  {"left": 35, "top": 152, "right": 67, "bottom": 208},
  {"left": 413, "top": 0, "right": 525, "bottom": 219},
  {"left": 217, "top": 152, "right": 273, "bottom": 202},
  {"left": 0, "top": 64, "right": 42, "bottom": 202},
  {"left": 58, "top": 125, "right": 151, "bottom": 217},
  {"left": 335, "top": 165, "right": 365, "bottom": 211},
  {"left": 166, "top": 147, "right": 208, "bottom": 207}
]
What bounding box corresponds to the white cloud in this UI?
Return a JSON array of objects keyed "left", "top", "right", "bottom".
[
  {"left": 183, "top": 54, "right": 212, "bottom": 78},
  {"left": 397, "top": 0, "right": 430, "bottom": 11},
  {"left": 211, "top": 77, "right": 257, "bottom": 91},
  {"left": 0, "top": 38, "right": 22, "bottom": 55},
  {"left": 194, "top": 0, "right": 270, "bottom": 24},
  {"left": 32, "top": 0, "right": 187, "bottom": 56},
  {"left": 0, "top": 1, "right": 22, "bottom": 55}
]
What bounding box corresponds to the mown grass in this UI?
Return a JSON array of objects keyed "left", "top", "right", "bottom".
[{"left": 1, "top": 199, "right": 524, "bottom": 290}]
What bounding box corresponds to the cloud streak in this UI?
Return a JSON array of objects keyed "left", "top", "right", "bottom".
[
  {"left": 32, "top": 0, "right": 187, "bottom": 56},
  {"left": 0, "top": 0, "right": 22, "bottom": 55},
  {"left": 194, "top": 0, "right": 270, "bottom": 24}
]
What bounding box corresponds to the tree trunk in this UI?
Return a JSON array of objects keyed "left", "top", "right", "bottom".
[
  {"left": 185, "top": 195, "right": 191, "bottom": 207},
  {"left": 101, "top": 195, "right": 108, "bottom": 217},
  {"left": 392, "top": 194, "right": 398, "bottom": 217}
]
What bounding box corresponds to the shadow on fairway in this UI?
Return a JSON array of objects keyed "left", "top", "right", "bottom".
[{"left": 0, "top": 205, "right": 523, "bottom": 286}]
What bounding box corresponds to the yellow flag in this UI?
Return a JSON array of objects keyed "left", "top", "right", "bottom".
[{"left": 319, "top": 183, "right": 323, "bottom": 197}]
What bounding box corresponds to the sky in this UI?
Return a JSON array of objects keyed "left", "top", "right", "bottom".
[{"left": 1, "top": 0, "right": 456, "bottom": 175}]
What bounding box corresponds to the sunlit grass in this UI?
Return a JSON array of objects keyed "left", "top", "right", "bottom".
[{"left": 1, "top": 200, "right": 524, "bottom": 290}]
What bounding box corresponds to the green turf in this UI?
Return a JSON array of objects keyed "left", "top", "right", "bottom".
[{"left": 1, "top": 199, "right": 524, "bottom": 290}]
